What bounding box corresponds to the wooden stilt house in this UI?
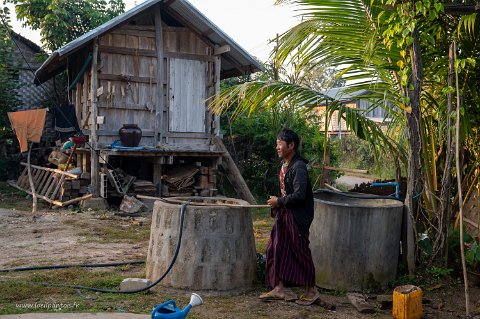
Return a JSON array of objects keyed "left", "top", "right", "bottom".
[{"left": 34, "top": 0, "right": 262, "bottom": 202}]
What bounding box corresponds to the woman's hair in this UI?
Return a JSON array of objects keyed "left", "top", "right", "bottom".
[{"left": 277, "top": 128, "right": 300, "bottom": 151}]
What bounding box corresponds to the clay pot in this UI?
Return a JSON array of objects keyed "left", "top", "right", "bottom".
[{"left": 119, "top": 124, "right": 142, "bottom": 147}]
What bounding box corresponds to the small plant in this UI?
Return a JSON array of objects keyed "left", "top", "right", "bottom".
[
  {"left": 256, "top": 253, "right": 266, "bottom": 283},
  {"left": 429, "top": 266, "right": 453, "bottom": 279},
  {"left": 466, "top": 240, "right": 480, "bottom": 273}
]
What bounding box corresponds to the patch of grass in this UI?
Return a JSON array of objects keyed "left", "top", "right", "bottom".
[
  {"left": 78, "top": 224, "right": 150, "bottom": 243},
  {"left": 0, "top": 267, "right": 165, "bottom": 315},
  {"left": 0, "top": 181, "right": 32, "bottom": 210},
  {"left": 334, "top": 182, "right": 351, "bottom": 192},
  {"left": 253, "top": 218, "right": 272, "bottom": 253}
]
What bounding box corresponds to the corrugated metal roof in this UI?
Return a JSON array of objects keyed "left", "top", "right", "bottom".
[
  {"left": 322, "top": 87, "right": 370, "bottom": 101},
  {"left": 35, "top": 0, "right": 264, "bottom": 84}
]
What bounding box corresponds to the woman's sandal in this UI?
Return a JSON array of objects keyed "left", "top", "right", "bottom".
[
  {"left": 259, "top": 291, "right": 285, "bottom": 301},
  {"left": 295, "top": 292, "right": 321, "bottom": 306},
  {"left": 259, "top": 289, "right": 298, "bottom": 302}
]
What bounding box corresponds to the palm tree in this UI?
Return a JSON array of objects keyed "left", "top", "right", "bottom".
[{"left": 210, "top": 0, "right": 480, "bottom": 272}]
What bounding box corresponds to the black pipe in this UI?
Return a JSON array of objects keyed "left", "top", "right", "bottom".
[
  {"left": 0, "top": 261, "right": 145, "bottom": 273},
  {"left": 33, "top": 203, "right": 188, "bottom": 294}
]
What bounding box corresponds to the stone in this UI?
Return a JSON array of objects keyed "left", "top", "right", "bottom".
[
  {"left": 377, "top": 294, "right": 393, "bottom": 310},
  {"left": 81, "top": 197, "right": 108, "bottom": 210},
  {"left": 120, "top": 278, "right": 151, "bottom": 292},
  {"left": 119, "top": 195, "right": 145, "bottom": 214},
  {"left": 347, "top": 293, "right": 375, "bottom": 314}
]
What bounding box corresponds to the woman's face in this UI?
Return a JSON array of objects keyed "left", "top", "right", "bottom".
[{"left": 276, "top": 139, "right": 295, "bottom": 159}]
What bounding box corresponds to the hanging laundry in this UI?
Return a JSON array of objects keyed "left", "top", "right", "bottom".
[
  {"left": 54, "top": 104, "right": 80, "bottom": 140},
  {"left": 7, "top": 109, "right": 47, "bottom": 152}
]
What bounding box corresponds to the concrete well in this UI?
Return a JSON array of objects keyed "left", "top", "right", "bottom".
[
  {"left": 146, "top": 197, "right": 257, "bottom": 292},
  {"left": 311, "top": 190, "right": 404, "bottom": 291}
]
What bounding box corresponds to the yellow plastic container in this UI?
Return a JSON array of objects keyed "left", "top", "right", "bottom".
[
  {"left": 392, "top": 285, "right": 423, "bottom": 319},
  {"left": 57, "top": 163, "right": 75, "bottom": 171},
  {"left": 48, "top": 151, "right": 69, "bottom": 165}
]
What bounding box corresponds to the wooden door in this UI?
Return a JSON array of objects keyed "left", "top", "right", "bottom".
[{"left": 168, "top": 58, "right": 206, "bottom": 133}]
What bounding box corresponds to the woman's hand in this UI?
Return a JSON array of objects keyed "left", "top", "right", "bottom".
[{"left": 267, "top": 196, "right": 279, "bottom": 208}]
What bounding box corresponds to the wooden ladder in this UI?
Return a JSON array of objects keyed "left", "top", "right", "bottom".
[{"left": 11, "top": 162, "right": 91, "bottom": 207}]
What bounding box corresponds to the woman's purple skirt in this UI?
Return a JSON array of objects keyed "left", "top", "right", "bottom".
[{"left": 265, "top": 207, "right": 316, "bottom": 288}]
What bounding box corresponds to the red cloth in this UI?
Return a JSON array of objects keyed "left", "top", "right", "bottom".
[
  {"left": 7, "top": 109, "right": 47, "bottom": 152},
  {"left": 279, "top": 163, "right": 287, "bottom": 197}
]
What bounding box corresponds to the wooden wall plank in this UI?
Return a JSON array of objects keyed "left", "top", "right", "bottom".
[
  {"left": 90, "top": 40, "right": 99, "bottom": 197},
  {"left": 155, "top": 5, "right": 165, "bottom": 146},
  {"left": 99, "top": 46, "right": 157, "bottom": 57},
  {"left": 98, "top": 74, "right": 157, "bottom": 84}
]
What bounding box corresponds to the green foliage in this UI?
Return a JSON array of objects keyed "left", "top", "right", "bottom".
[
  {"left": 448, "top": 225, "right": 480, "bottom": 272},
  {"left": 330, "top": 135, "right": 402, "bottom": 180},
  {"left": 429, "top": 266, "right": 453, "bottom": 279},
  {"left": 256, "top": 253, "right": 266, "bottom": 283},
  {"left": 221, "top": 107, "right": 328, "bottom": 200},
  {"left": 9, "top": 0, "right": 125, "bottom": 51},
  {"left": 0, "top": 7, "right": 20, "bottom": 127},
  {"left": 466, "top": 240, "right": 480, "bottom": 272},
  {"left": 0, "top": 7, "right": 20, "bottom": 179}
]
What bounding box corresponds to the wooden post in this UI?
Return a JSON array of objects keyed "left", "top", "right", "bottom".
[
  {"left": 319, "top": 138, "right": 331, "bottom": 189},
  {"left": 75, "top": 82, "right": 81, "bottom": 124},
  {"left": 214, "top": 56, "right": 221, "bottom": 136},
  {"left": 82, "top": 72, "right": 88, "bottom": 128},
  {"left": 153, "top": 158, "right": 163, "bottom": 196},
  {"left": 213, "top": 137, "right": 256, "bottom": 204},
  {"left": 90, "top": 39, "right": 99, "bottom": 197},
  {"left": 154, "top": 5, "right": 165, "bottom": 145}
]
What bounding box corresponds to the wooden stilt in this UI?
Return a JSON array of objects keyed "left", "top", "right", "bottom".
[{"left": 213, "top": 137, "right": 257, "bottom": 204}]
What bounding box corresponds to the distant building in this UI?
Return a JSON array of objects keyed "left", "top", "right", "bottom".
[
  {"left": 11, "top": 32, "right": 55, "bottom": 140},
  {"left": 316, "top": 87, "right": 391, "bottom": 137}
]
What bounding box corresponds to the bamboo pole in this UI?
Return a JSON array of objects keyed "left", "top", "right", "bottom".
[
  {"left": 137, "top": 195, "right": 269, "bottom": 208},
  {"left": 20, "top": 162, "right": 79, "bottom": 178},
  {"left": 324, "top": 184, "right": 341, "bottom": 192},
  {"left": 322, "top": 165, "right": 368, "bottom": 175},
  {"left": 454, "top": 40, "right": 470, "bottom": 316},
  {"left": 27, "top": 142, "right": 37, "bottom": 214},
  {"left": 52, "top": 194, "right": 93, "bottom": 208}
]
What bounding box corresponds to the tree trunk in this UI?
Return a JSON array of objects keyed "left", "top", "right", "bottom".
[
  {"left": 404, "top": 26, "right": 424, "bottom": 274},
  {"left": 453, "top": 40, "right": 470, "bottom": 317},
  {"left": 432, "top": 42, "right": 455, "bottom": 263}
]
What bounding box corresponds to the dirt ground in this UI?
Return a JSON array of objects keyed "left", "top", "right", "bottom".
[{"left": 0, "top": 207, "right": 479, "bottom": 319}]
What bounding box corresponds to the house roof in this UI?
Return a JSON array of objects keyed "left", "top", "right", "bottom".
[
  {"left": 35, "top": 0, "right": 264, "bottom": 84},
  {"left": 11, "top": 32, "right": 42, "bottom": 53},
  {"left": 322, "top": 87, "right": 370, "bottom": 102}
]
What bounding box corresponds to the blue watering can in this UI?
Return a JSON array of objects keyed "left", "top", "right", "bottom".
[{"left": 151, "top": 293, "right": 203, "bottom": 319}]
